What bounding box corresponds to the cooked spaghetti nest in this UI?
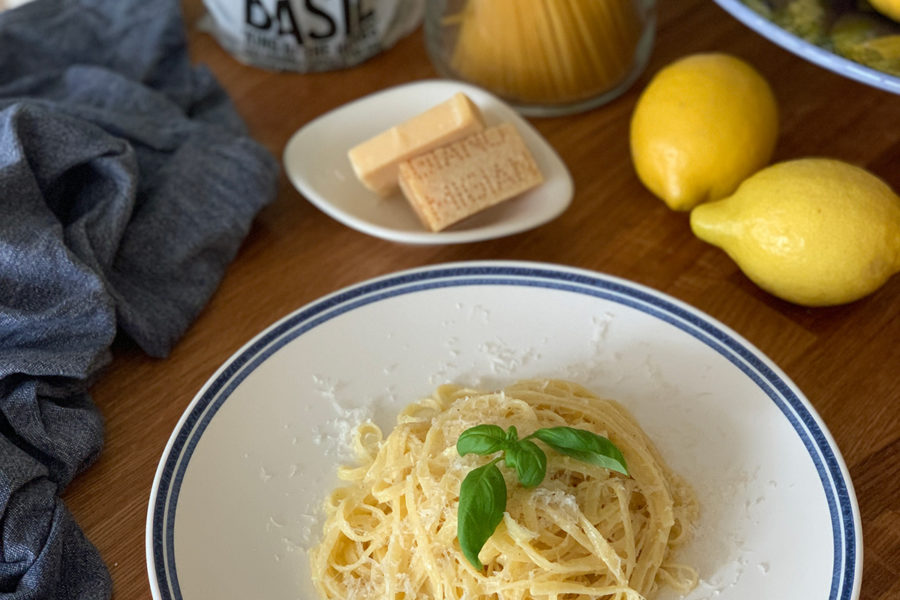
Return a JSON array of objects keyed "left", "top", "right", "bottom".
[{"left": 310, "top": 379, "right": 698, "bottom": 600}]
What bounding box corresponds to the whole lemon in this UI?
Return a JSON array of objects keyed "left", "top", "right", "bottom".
[
  {"left": 869, "top": 0, "right": 900, "bottom": 23},
  {"left": 630, "top": 53, "right": 779, "bottom": 211},
  {"left": 690, "top": 158, "right": 900, "bottom": 306}
]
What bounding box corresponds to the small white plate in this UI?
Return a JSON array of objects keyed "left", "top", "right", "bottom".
[
  {"left": 147, "top": 261, "right": 861, "bottom": 600},
  {"left": 282, "top": 80, "right": 574, "bottom": 244},
  {"left": 716, "top": 0, "right": 900, "bottom": 94}
]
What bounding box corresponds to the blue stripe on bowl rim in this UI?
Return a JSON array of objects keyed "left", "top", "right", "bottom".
[{"left": 148, "top": 262, "right": 860, "bottom": 600}]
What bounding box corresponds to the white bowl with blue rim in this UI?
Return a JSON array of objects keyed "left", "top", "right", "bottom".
[{"left": 146, "top": 260, "right": 861, "bottom": 600}]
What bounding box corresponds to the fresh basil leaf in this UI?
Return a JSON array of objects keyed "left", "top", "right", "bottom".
[
  {"left": 457, "top": 425, "right": 506, "bottom": 456},
  {"left": 457, "top": 462, "right": 507, "bottom": 569},
  {"left": 504, "top": 440, "right": 547, "bottom": 487},
  {"left": 505, "top": 425, "right": 519, "bottom": 443},
  {"left": 532, "top": 426, "right": 629, "bottom": 475}
]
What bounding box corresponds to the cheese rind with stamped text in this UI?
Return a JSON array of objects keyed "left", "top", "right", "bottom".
[{"left": 397, "top": 123, "right": 543, "bottom": 231}]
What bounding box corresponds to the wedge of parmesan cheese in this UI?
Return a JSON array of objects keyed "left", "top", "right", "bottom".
[
  {"left": 397, "top": 123, "right": 543, "bottom": 232},
  {"left": 347, "top": 92, "right": 485, "bottom": 197}
]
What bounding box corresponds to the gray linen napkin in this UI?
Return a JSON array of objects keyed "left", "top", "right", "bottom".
[{"left": 0, "top": 0, "right": 279, "bottom": 597}]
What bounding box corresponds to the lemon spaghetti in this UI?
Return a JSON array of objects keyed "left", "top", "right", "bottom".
[{"left": 310, "top": 379, "right": 698, "bottom": 600}]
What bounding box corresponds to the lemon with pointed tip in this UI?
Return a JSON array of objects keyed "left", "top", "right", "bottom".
[
  {"left": 690, "top": 158, "right": 900, "bottom": 306},
  {"left": 630, "top": 53, "right": 779, "bottom": 211}
]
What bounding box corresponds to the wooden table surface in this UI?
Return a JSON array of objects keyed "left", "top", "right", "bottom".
[{"left": 62, "top": 0, "right": 900, "bottom": 598}]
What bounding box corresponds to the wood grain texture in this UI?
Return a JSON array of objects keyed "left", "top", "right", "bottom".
[{"left": 61, "top": 0, "right": 900, "bottom": 598}]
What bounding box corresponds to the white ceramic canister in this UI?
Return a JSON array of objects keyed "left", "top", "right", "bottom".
[{"left": 201, "top": 0, "right": 424, "bottom": 71}]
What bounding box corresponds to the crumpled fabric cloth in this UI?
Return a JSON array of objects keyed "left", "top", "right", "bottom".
[{"left": 0, "top": 0, "right": 279, "bottom": 597}]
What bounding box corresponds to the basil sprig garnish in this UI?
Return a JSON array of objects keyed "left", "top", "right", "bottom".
[
  {"left": 532, "top": 427, "right": 628, "bottom": 473},
  {"left": 457, "top": 460, "right": 506, "bottom": 570},
  {"left": 456, "top": 424, "right": 629, "bottom": 569}
]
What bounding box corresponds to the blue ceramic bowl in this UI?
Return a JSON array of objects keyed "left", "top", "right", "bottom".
[{"left": 715, "top": 0, "right": 900, "bottom": 94}]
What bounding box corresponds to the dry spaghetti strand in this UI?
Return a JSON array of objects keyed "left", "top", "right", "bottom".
[{"left": 449, "top": 0, "right": 644, "bottom": 104}]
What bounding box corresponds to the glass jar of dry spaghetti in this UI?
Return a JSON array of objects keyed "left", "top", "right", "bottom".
[{"left": 424, "top": 0, "right": 656, "bottom": 116}]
